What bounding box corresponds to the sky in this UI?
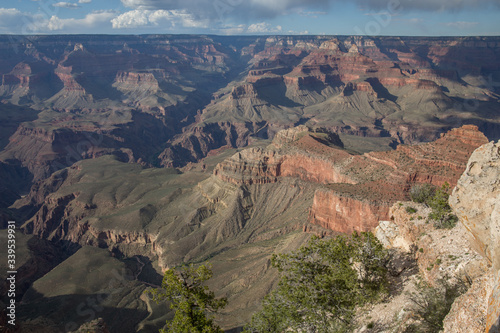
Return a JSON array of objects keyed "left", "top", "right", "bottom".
[{"left": 0, "top": 0, "right": 499, "bottom": 36}]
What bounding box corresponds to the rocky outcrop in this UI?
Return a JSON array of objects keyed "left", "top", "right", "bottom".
[
  {"left": 448, "top": 139, "right": 500, "bottom": 332},
  {"left": 113, "top": 71, "right": 159, "bottom": 93},
  {"left": 159, "top": 122, "right": 257, "bottom": 167},
  {"left": 443, "top": 271, "right": 496, "bottom": 333},
  {"left": 70, "top": 318, "right": 110, "bottom": 333},
  {"left": 214, "top": 128, "right": 353, "bottom": 186},
  {"left": 450, "top": 140, "right": 500, "bottom": 267},
  {"left": 368, "top": 201, "right": 489, "bottom": 333},
  {"left": 214, "top": 146, "right": 352, "bottom": 186},
  {"left": 370, "top": 138, "right": 500, "bottom": 332},
  {"left": 271, "top": 125, "right": 309, "bottom": 147},
  {"left": 307, "top": 126, "right": 487, "bottom": 232}
]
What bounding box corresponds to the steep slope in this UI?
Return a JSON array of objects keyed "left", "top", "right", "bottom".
[{"left": 14, "top": 152, "right": 318, "bottom": 330}]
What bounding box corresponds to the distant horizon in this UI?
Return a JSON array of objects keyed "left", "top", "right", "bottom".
[{"left": 1, "top": 33, "right": 500, "bottom": 38}]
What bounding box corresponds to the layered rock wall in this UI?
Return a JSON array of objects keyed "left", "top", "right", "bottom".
[{"left": 308, "top": 189, "right": 390, "bottom": 233}]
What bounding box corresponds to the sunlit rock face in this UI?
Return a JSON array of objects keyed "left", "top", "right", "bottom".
[{"left": 449, "top": 139, "right": 500, "bottom": 333}]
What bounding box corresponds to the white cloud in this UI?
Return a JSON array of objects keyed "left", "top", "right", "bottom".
[
  {"left": 111, "top": 10, "right": 150, "bottom": 28},
  {"left": 444, "top": 21, "right": 479, "bottom": 29},
  {"left": 0, "top": 7, "right": 21, "bottom": 17},
  {"left": 118, "top": 0, "right": 331, "bottom": 21},
  {"left": 2, "top": 10, "right": 116, "bottom": 33},
  {"left": 53, "top": 2, "right": 81, "bottom": 8},
  {"left": 287, "top": 29, "right": 309, "bottom": 35},
  {"left": 296, "top": 9, "right": 327, "bottom": 17},
  {"left": 118, "top": 0, "right": 500, "bottom": 25},
  {"left": 111, "top": 9, "right": 207, "bottom": 29},
  {"left": 0, "top": 8, "right": 41, "bottom": 33},
  {"left": 78, "top": 0, "right": 92, "bottom": 3},
  {"left": 47, "top": 16, "right": 64, "bottom": 30},
  {"left": 51, "top": 11, "right": 116, "bottom": 31},
  {"left": 247, "top": 22, "right": 282, "bottom": 33},
  {"left": 218, "top": 24, "right": 246, "bottom": 35}
]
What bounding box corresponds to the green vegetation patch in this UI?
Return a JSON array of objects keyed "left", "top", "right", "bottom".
[
  {"left": 410, "top": 182, "right": 458, "bottom": 229},
  {"left": 245, "top": 232, "right": 389, "bottom": 332},
  {"left": 146, "top": 263, "right": 227, "bottom": 333}
]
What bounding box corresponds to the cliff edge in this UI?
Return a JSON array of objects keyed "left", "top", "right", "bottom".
[{"left": 449, "top": 140, "right": 500, "bottom": 333}]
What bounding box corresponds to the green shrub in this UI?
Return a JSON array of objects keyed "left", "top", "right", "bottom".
[
  {"left": 146, "top": 264, "right": 227, "bottom": 333},
  {"left": 245, "top": 232, "right": 389, "bottom": 332},
  {"left": 410, "top": 184, "right": 436, "bottom": 204},
  {"left": 406, "top": 207, "right": 417, "bottom": 214},
  {"left": 428, "top": 183, "right": 458, "bottom": 229},
  {"left": 411, "top": 182, "right": 458, "bottom": 229}
]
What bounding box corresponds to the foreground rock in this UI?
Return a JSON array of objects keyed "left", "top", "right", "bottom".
[
  {"left": 363, "top": 139, "right": 500, "bottom": 333},
  {"left": 449, "top": 139, "right": 500, "bottom": 332},
  {"left": 354, "top": 200, "right": 487, "bottom": 332}
]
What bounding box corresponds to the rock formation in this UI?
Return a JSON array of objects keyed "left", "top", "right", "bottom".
[
  {"left": 370, "top": 138, "right": 500, "bottom": 332},
  {"left": 215, "top": 125, "right": 488, "bottom": 233},
  {"left": 449, "top": 139, "right": 500, "bottom": 332}
]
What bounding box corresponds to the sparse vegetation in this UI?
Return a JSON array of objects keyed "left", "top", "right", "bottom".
[
  {"left": 409, "top": 182, "right": 458, "bottom": 229},
  {"left": 406, "top": 206, "right": 417, "bottom": 214},
  {"left": 146, "top": 263, "right": 227, "bottom": 333},
  {"left": 245, "top": 232, "right": 389, "bottom": 332},
  {"left": 406, "top": 279, "right": 467, "bottom": 332},
  {"left": 409, "top": 184, "right": 436, "bottom": 204}
]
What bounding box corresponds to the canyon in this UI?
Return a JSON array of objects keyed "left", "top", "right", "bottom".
[{"left": 0, "top": 34, "right": 499, "bottom": 332}]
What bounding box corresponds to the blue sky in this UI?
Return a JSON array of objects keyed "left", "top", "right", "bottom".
[{"left": 0, "top": 0, "right": 499, "bottom": 36}]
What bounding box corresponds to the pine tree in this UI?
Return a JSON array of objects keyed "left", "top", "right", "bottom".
[{"left": 147, "top": 263, "right": 227, "bottom": 333}]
